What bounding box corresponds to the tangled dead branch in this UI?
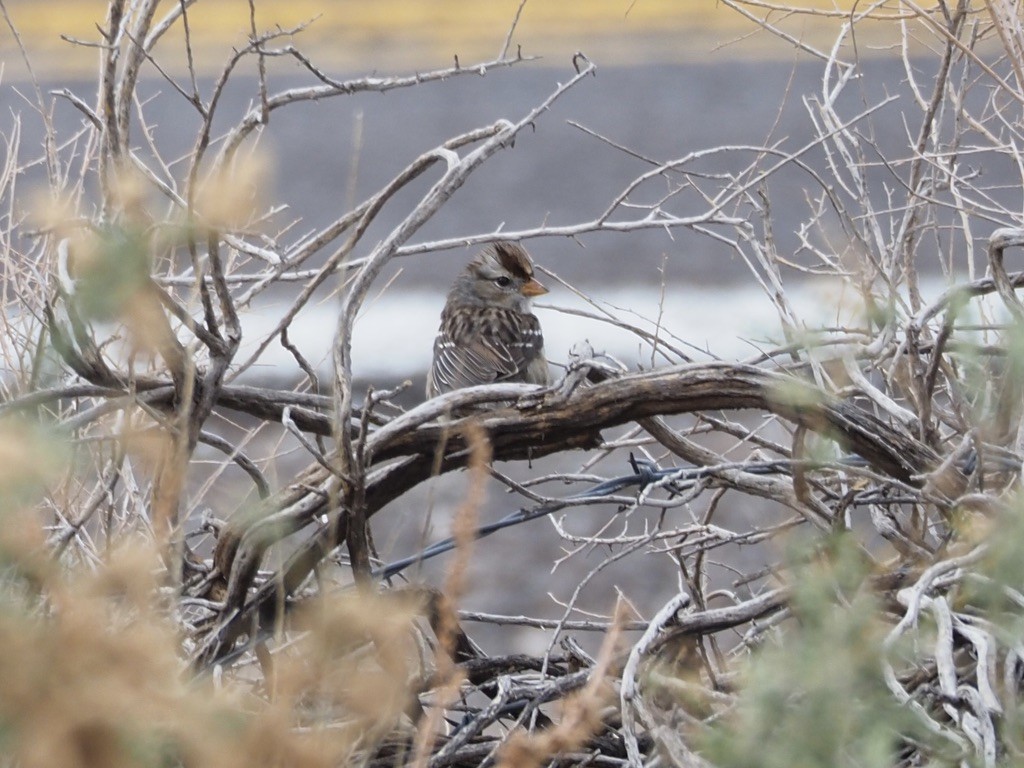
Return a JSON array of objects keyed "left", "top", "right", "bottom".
[{"left": 196, "top": 359, "right": 950, "bottom": 666}]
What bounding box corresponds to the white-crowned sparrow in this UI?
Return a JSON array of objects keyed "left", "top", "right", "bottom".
[{"left": 426, "top": 241, "right": 550, "bottom": 397}]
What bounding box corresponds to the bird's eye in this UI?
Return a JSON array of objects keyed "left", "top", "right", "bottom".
[{"left": 493, "top": 276, "right": 513, "bottom": 288}]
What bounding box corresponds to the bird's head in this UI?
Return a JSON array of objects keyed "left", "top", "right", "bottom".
[{"left": 452, "top": 241, "right": 548, "bottom": 311}]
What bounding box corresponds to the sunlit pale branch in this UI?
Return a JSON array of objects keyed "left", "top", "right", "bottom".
[
  {"left": 906, "top": 0, "right": 1024, "bottom": 105},
  {"left": 621, "top": 591, "right": 692, "bottom": 766},
  {"left": 214, "top": 52, "right": 539, "bottom": 169},
  {"left": 142, "top": 0, "right": 199, "bottom": 52},
  {"left": 115, "top": 0, "right": 160, "bottom": 147}
]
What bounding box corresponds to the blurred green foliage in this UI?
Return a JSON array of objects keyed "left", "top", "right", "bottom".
[
  {"left": 697, "top": 534, "right": 922, "bottom": 768},
  {"left": 74, "top": 225, "right": 152, "bottom": 322}
]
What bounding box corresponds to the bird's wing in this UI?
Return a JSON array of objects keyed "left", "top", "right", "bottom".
[
  {"left": 430, "top": 313, "right": 544, "bottom": 392},
  {"left": 431, "top": 334, "right": 518, "bottom": 391}
]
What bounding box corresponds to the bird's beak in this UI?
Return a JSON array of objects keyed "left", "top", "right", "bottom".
[{"left": 520, "top": 277, "right": 548, "bottom": 297}]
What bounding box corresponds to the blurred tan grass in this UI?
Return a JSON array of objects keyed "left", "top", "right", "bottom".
[{"left": 1, "top": 0, "right": 900, "bottom": 80}]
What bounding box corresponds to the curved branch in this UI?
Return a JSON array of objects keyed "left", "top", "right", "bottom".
[{"left": 371, "top": 363, "right": 940, "bottom": 483}]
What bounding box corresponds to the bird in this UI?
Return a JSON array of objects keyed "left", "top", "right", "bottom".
[{"left": 426, "top": 241, "right": 550, "bottom": 398}]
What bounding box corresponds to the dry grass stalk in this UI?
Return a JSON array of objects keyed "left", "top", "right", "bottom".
[{"left": 410, "top": 420, "right": 491, "bottom": 768}]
